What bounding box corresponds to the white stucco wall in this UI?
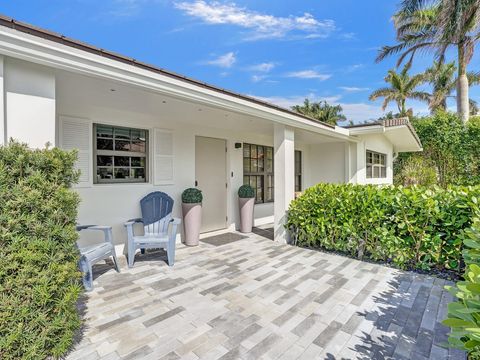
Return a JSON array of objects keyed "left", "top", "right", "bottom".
[
  {"left": 305, "top": 142, "right": 346, "bottom": 187},
  {"left": 355, "top": 134, "right": 394, "bottom": 185},
  {"left": 4, "top": 59, "right": 55, "bottom": 148},
  {"left": 0, "top": 56, "right": 4, "bottom": 145}
]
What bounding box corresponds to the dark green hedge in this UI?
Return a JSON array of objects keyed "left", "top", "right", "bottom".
[
  {"left": 0, "top": 142, "right": 82, "bottom": 359},
  {"left": 286, "top": 183, "right": 480, "bottom": 271}
]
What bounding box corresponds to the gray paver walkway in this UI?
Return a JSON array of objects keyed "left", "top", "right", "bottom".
[{"left": 67, "top": 231, "right": 464, "bottom": 360}]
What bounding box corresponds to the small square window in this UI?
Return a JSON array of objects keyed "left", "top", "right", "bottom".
[{"left": 94, "top": 124, "right": 148, "bottom": 184}]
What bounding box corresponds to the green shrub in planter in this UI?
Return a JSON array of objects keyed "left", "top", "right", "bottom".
[
  {"left": 182, "top": 188, "right": 203, "bottom": 203},
  {"left": 0, "top": 141, "right": 82, "bottom": 359},
  {"left": 238, "top": 184, "right": 255, "bottom": 198}
]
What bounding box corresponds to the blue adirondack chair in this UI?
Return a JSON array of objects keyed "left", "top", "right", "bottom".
[
  {"left": 125, "top": 191, "right": 181, "bottom": 268},
  {"left": 76, "top": 225, "right": 120, "bottom": 291}
]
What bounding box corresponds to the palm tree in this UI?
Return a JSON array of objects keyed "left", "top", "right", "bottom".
[
  {"left": 377, "top": 0, "right": 480, "bottom": 122},
  {"left": 369, "top": 63, "right": 430, "bottom": 116},
  {"left": 291, "top": 99, "right": 347, "bottom": 126},
  {"left": 424, "top": 61, "right": 480, "bottom": 112}
]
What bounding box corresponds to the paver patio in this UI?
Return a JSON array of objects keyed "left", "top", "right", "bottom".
[{"left": 68, "top": 230, "right": 465, "bottom": 360}]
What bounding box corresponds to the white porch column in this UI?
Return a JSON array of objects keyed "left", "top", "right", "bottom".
[
  {"left": 4, "top": 59, "right": 56, "bottom": 149},
  {"left": 274, "top": 124, "right": 295, "bottom": 243},
  {"left": 356, "top": 140, "right": 366, "bottom": 184}
]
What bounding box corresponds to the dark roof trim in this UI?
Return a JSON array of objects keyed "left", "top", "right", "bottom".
[
  {"left": 0, "top": 14, "right": 335, "bottom": 129},
  {"left": 344, "top": 117, "right": 422, "bottom": 149}
]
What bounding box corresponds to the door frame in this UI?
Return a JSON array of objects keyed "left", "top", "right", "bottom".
[{"left": 195, "top": 135, "right": 228, "bottom": 233}]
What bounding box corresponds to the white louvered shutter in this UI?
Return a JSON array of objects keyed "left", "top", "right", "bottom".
[
  {"left": 153, "top": 129, "right": 174, "bottom": 185},
  {"left": 59, "top": 116, "right": 92, "bottom": 187}
]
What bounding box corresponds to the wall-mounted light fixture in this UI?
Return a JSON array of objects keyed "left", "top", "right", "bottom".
[{"left": 235, "top": 142, "right": 242, "bottom": 149}]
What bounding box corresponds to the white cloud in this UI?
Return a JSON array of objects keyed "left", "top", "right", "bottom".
[
  {"left": 339, "top": 86, "right": 370, "bottom": 92},
  {"left": 345, "top": 64, "right": 364, "bottom": 72},
  {"left": 205, "top": 52, "right": 236, "bottom": 68},
  {"left": 251, "top": 75, "right": 267, "bottom": 83},
  {"left": 174, "top": 1, "right": 335, "bottom": 40},
  {"left": 339, "top": 32, "right": 356, "bottom": 40},
  {"left": 249, "top": 62, "right": 276, "bottom": 72},
  {"left": 286, "top": 70, "right": 331, "bottom": 81}
]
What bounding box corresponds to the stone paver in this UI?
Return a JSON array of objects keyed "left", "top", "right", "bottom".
[{"left": 67, "top": 230, "right": 463, "bottom": 360}]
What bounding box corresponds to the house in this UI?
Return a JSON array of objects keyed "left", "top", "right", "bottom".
[{"left": 0, "top": 15, "right": 422, "bottom": 250}]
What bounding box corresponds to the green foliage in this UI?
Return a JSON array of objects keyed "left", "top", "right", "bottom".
[
  {"left": 286, "top": 183, "right": 480, "bottom": 271},
  {"left": 443, "top": 215, "right": 480, "bottom": 356},
  {"left": 0, "top": 141, "right": 82, "bottom": 359},
  {"left": 394, "top": 155, "right": 437, "bottom": 186},
  {"left": 291, "top": 99, "right": 346, "bottom": 126},
  {"left": 238, "top": 184, "right": 255, "bottom": 198},
  {"left": 369, "top": 63, "right": 430, "bottom": 116},
  {"left": 182, "top": 188, "right": 203, "bottom": 203},
  {"left": 395, "top": 112, "right": 480, "bottom": 187}
]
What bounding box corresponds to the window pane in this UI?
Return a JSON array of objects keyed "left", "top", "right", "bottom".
[
  {"left": 243, "top": 158, "right": 251, "bottom": 173},
  {"left": 97, "top": 138, "right": 113, "bottom": 150},
  {"left": 266, "top": 159, "right": 273, "bottom": 173},
  {"left": 367, "top": 151, "right": 373, "bottom": 164},
  {"left": 115, "top": 140, "right": 131, "bottom": 151},
  {"left": 97, "top": 125, "right": 113, "bottom": 138},
  {"left": 132, "top": 168, "right": 145, "bottom": 179},
  {"left": 266, "top": 147, "right": 273, "bottom": 160},
  {"left": 251, "top": 158, "right": 258, "bottom": 173},
  {"left": 97, "top": 155, "right": 113, "bottom": 166},
  {"left": 97, "top": 167, "right": 113, "bottom": 180},
  {"left": 380, "top": 154, "right": 386, "bottom": 165},
  {"left": 243, "top": 144, "right": 250, "bottom": 158},
  {"left": 373, "top": 166, "right": 380, "bottom": 178},
  {"left": 131, "top": 157, "right": 145, "bottom": 167},
  {"left": 381, "top": 167, "right": 387, "bottom": 178},
  {"left": 374, "top": 153, "right": 380, "bottom": 164},
  {"left": 131, "top": 139, "right": 145, "bottom": 153},
  {"left": 244, "top": 176, "right": 249, "bottom": 185},
  {"left": 114, "top": 168, "right": 130, "bottom": 179},
  {"left": 115, "top": 127, "right": 130, "bottom": 140},
  {"left": 114, "top": 156, "right": 130, "bottom": 167},
  {"left": 295, "top": 175, "right": 301, "bottom": 192},
  {"left": 367, "top": 165, "right": 372, "bottom": 178},
  {"left": 251, "top": 145, "right": 257, "bottom": 159}
]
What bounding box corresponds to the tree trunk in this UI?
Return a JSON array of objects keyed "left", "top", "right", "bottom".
[{"left": 457, "top": 44, "right": 470, "bottom": 123}]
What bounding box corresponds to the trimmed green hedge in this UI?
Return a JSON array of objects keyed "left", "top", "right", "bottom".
[
  {"left": 0, "top": 142, "right": 82, "bottom": 359},
  {"left": 286, "top": 183, "right": 480, "bottom": 271},
  {"left": 443, "top": 218, "right": 480, "bottom": 356}
]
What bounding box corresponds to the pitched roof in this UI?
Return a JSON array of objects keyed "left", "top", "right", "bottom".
[
  {"left": 0, "top": 14, "right": 336, "bottom": 129},
  {"left": 344, "top": 117, "right": 422, "bottom": 149}
]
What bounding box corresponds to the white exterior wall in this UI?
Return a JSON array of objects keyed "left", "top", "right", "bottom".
[
  {"left": 305, "top": 142, "right": 346, "bottom": 187},
  {"left": 55, "top": 91, "right": 285, "bottom": 248},
  {"left": 4, "top": 59, "right": 55, "bottom": 148},
  {"left": 355, "top": 134, "right": 394, "bottom": 185}
]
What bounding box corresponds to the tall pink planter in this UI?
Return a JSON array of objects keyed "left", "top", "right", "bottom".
[
  {"left": 239, "top": 197, "right": 255, "bottom": 233},
  {"left": 182, "top": 203, "right": 202, "bottom": 246}
]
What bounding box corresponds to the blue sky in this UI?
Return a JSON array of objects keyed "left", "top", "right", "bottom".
[{"left": 1, "top": 0, "right": 479, "bottom": 123}]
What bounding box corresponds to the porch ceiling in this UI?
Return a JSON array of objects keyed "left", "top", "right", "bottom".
[{"left": 56, "top": 70, "right": 343, "bottom": 144}]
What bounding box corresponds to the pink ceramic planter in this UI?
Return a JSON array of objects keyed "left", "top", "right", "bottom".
[
  {"left": 182, "top": 203, "right": 202, "bottom": 246},
  {"left": 239, "top": 197, "right": 255, "bottom": 233}
]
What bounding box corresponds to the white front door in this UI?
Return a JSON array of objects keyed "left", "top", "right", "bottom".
[{"left": 195, "top": 136, "right": 227, "bottom": 233}]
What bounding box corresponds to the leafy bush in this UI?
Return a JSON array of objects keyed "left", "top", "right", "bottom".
[
  {"left": 443, "top": 216, "right": 480, "bottom": 357},
  {"left": 182, "top": 188, "right": 203, "bottom": 203},
  {"left": 0, "top": 141, "right": 82, "bottom": 359},
  {"left": 286, "top": 183, "right": 480, "bottom": 271},
  {"left": 394, "top": 155, "right": 438, "bottom": 186},
  {"left": 238, "top": 184, "right": 255, "bottom": 198},
  {"left": 395, "top": 112, "right": 480, "bottom": 187}
]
